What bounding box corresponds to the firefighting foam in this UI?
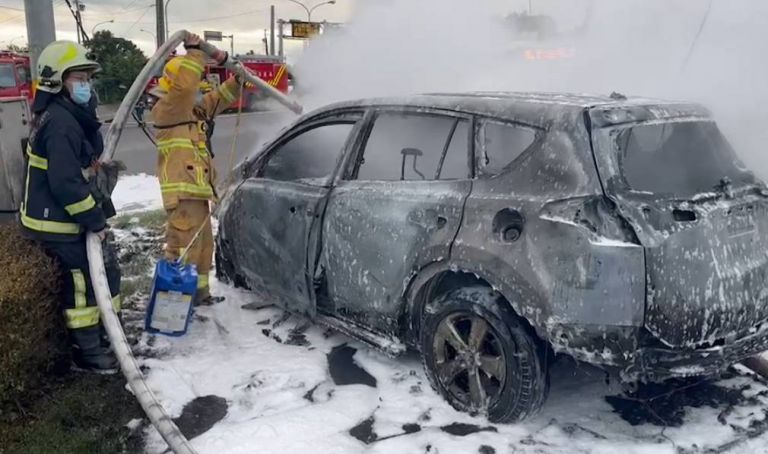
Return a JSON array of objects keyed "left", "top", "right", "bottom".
[{"left": 295, "top": 0, "right": 768, "bottom": 177}]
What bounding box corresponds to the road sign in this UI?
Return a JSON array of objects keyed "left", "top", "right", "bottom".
[
  {"left": 323, "top": 22, "right": 344, "bottom": 32},
  {"left": 290, "top": 21, "right": 321, "bottom": 39},
  {"left": 204, "top": 30, "right": 223, "bottom": 42}
]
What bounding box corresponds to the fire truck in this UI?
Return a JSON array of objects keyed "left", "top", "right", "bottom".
[
  {"left": 146, "top": 53, "right": 289, "bottom": 112},
  {"left": 207, "top": 54, "right": 289, "bottom": 111},
  {"left": 0, "top": 51, "right": 33, "bottom": 101}
]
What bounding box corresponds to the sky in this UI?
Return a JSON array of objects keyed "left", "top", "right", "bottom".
[
  {"left": 0, "top": 0, "right": 360, "bottom": 57},
  {"left": 0, "top": 0, "right": 541, "bottom": 58},
  {"left": 5, "top": 0, "right": 768, "bottom": 176}
]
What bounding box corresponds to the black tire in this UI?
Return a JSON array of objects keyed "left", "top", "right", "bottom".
[{"left": 421, "top": 286, "right": 549, "bottom": 423}]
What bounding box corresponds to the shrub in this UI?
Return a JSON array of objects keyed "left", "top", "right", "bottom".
[{"left": 0, "top": 222, "right": 65, "bottom": 402}]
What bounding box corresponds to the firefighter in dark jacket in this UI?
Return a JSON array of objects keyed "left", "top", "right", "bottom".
[{"left": 20, "top": 40, "right": 122, "bottom": 373}]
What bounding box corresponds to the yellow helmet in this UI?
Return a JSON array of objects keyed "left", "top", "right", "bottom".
[
  {"left": 158, "top": 56, "right": 202, "bottom": 92},
  {"left": 36, "top": 40, "right": 100, "bottom": 94}
]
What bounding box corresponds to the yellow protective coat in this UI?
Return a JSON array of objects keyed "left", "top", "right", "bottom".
[
  {"left": 151, "top": 49, "right": 241, "bottom": 294},
  {"left": 152, "top": 49, "right": 240, "bottom": 209}
]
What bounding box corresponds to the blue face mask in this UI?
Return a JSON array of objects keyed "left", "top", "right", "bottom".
[{"left": 70, "top": 81, "right": 92, "bottom": 105}]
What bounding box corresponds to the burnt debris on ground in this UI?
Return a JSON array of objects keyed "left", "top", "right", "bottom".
[
  {"left": 172, "top": 395, "right": 228, "bottom": 441},
  {"left": 327, "top": 344, "right": 377, "bottom": 388},
  {"left": 605, "top": 373, "right": 763, "bottom": 427}
]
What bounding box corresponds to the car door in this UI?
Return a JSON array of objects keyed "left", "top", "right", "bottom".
[
  {"left": 318, "top": 109, "right": 473, "bottom": 333},
  {"left": 228, "top": 112, "right": 364, "bottom": 315}
]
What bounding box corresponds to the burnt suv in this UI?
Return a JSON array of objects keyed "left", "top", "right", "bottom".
[{"left": 216, "top": 92, "right": 768, "bottom": 422}]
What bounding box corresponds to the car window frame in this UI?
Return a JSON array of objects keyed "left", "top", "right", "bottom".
[
  {"left": 343, "top": 107, "right": 475, "bottom": 182},
  {"left": 474, "top": 117, "right": 545, "bottom": 179},
  {"left": 245, "top": 109, "right": 366, "bottom": 187}
]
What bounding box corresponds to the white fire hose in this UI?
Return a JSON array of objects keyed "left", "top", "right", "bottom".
[{"left": 87, "top": 30, "right": 303, "bottom": 454}]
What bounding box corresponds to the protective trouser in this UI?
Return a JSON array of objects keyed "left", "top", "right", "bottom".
[
  {"left": 165, "top": 199, "right": 213, "bottom": 297},
  {"left": 43, "top": 237, "right": 122, "bottom": 331}
]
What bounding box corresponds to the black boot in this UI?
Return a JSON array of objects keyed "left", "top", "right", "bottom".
[
  {"left": 193, "top": 287, "right": 225, "bottom": 307},
  {"left": 70, "top": 326, "right": 119, "bottom": 374}
]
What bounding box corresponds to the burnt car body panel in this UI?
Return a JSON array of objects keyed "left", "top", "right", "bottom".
[
  {"left": 589, "top": 107, "right": 768, "bottom": 350},
  {"left": 217, "top": 92, "right": 768, "bottom": 383},
  {"left": 321, "top": 180, "right": 471, "bottom": 333}
]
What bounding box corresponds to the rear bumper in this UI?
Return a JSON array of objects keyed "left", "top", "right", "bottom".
[{"left": 622, "top": 325, "right": 768, "bottom": 382}]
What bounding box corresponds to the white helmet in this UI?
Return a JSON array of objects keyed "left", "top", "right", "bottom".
[{"left": 36, "top": 40, "right": 101, "bottom": 94}]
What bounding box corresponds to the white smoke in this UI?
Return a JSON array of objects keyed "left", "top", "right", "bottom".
[{"left": 294, "top": 0, "right": 768, "bottom": 176}]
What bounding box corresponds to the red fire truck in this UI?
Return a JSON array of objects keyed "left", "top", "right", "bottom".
[
  {"left": 146, "top": 53, "right": 290, "bottom": 112},
  {"left": 207, "top": 54, "right": 290, "bottom": 111},
  {"left": 0, "top": 51, "right": 33, "bottom": 101}
]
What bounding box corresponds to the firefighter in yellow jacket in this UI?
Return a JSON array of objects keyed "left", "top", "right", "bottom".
[{"left": 150, "top": 33, "right": 242, "bottom": 305}]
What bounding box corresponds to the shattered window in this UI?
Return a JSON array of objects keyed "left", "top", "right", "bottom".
[
  {"left": 616, "top": 121, "right": 753, "bottom": 197},
  {"left": 479, "top": 121, "right": 537, "bottom": 176},
  {"left": 261, "top": 123, "right": 354, "bottom": 185},
  {"left": 356, "top": 113, "right": 467, "bottom": 181}
]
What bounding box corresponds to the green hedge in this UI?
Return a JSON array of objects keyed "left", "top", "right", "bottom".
[{"left": 0, "top": 222, "right": 66, "bottom": 401}]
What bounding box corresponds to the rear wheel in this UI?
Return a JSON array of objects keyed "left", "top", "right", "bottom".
[{"left": 421, "top": 286, "right": 549, "bottom": 422}]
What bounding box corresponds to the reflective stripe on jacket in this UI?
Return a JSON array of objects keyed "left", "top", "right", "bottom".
[
  {"left": 20, "top": 100, "right": 107, "bottom": 242},
  {"left": 151, "top": 49, "right": 241, "bottom": 210}
]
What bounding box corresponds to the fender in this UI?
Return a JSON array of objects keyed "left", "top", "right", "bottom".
[{"left": 402, "top": 256, "right": 549, "bottom": 346}]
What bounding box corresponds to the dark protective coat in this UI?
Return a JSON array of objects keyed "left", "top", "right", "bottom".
[{"left": 20, "top": 94, "right": 107, "bottom": 242}]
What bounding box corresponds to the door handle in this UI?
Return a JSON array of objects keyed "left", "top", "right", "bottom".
[
  {"left": 289, "top": 205, "right": 311, "bottom": 216},
  {"left": 436, "top": 215, "right": 447, "bottom": 229},
  {"left": 408, "top": 209, "right": 446, "bottom": 230}
]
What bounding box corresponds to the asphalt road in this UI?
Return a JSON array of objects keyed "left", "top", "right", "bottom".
[{"left": 111, "top": 111, "right": 294, "bottom": 177}]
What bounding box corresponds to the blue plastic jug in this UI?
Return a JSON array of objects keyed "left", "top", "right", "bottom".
[{"left": 145, "top": 259, "right": 198, "bottom": 336}]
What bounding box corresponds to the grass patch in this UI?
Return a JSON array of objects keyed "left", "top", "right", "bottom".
[
  {"left": 112, "top": 209, "right": 166, "bottom": 230},
  {"left": 121, "top": 275, "right": 154, "bottom": 301},
  {"left": 0, "top": 373, "right": 144, "bottom": 454}
]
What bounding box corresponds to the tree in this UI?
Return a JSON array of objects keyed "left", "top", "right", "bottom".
[
  {"left": 5, "top": 44, "right": 27, "bottom": 53},
  {"left": 86, "top": 31, "right": 148, "bottom": 104}
]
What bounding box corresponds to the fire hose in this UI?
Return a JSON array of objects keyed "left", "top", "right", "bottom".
[{"left": 86, "top": 30, "right": 303, "bottom": 454}]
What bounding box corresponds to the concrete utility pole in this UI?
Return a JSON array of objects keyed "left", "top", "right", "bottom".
[
  {"left": 164, "top": 0, "right": 172, "bottom": 40},
  {"left": 156, "top": 1, "right": 166, "bottom": 48},
  {"left": 74, "top": 0, "right": 84, "bottom": 43},
  {"left": 225, "top": 34, "right": 234, "bottom": 56},
  {"left": 278, "top": 19, "right": 284, "bottom": 58},
  {"left": 23, "top": 0, "right": 57, "bottom": 79},
  {"left": 270, "top": 5, "right": 276, "bottom": 56}
]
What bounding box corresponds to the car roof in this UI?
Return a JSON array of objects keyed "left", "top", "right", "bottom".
[{"left": 314, "top": 92, "right": 710, "bottom": 128}]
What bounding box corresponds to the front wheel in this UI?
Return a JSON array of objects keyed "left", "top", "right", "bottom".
[{"left": 421, "top": 286, "right": 549, "bottom": 423}]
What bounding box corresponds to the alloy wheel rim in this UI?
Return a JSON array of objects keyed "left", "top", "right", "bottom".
[{"left": 432, "top": 311, "right": 507, "bottom": 411}]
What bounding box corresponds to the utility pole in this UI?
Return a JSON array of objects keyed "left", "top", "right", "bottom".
[
  {"left": 278, "top": 20, "right": 284, "bottom": 58},
  {"left": 156, "top": 1, "right": 166, "bottom": 48},
  {"left": 269, "top": 5, "right": 276, "bottom": 56},
  {"left": 23, "top": 0, "right": 57, "bottom": 80},
  {"left": 226, "top": 35, "right": 234, "bottom": 56},
  {"left": 74, "top": 0, "right": 83, "bottom": 43}
]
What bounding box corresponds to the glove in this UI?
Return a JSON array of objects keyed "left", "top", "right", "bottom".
[
  {"left": 96, "top": 160, "right": 127, "bottom": 198},
  {"left": 88, "top": 160, "right": 125, "bottom": 219}
]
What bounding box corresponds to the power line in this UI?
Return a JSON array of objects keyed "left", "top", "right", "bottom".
[
  {"left": 0, "top": 0, "right": 66, "bottom": 26},
  {"left": 681, "top": 0, "right": 714, "bottom": 72},
  {"left": 177, "top": 8, "right": 268, "bottom": 23},
  {"left": 82, "top": 2, "right": 155, "bottom": 19},
  {"left": 122, "top": 0, "right": 141, "bottom": 10},
  {"left": 124, "top": 4, "right": 153, "bottom": 34},
  {"left": 0, "top": 11, "right": 23, "bottom": 25},
  {"left": 0, "top": 4, "right": 24, "bottom": 12}
]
